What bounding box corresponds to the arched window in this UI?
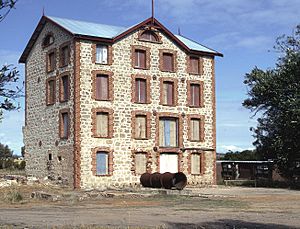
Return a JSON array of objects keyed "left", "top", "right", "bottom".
[
  {"left": 140, "top": 30, "right": 159, "bottom": 42},
  {"left": 43, "top": 33, "right": 54, "bottom": 47}
]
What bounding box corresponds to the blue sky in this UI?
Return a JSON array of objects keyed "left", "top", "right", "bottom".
[{"left": 0, "top": 0, "right": 299, "bottom": 155}]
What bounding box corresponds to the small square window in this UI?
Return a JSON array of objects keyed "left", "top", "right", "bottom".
[
  {"left": 60, "top": 45, "right": 70, "bottom": 67},
  {"left": 96, "top": 151, "right": 109, "bottom": 175},
  {"left": 96, "top": 45, "right": 108, "bottom": 64},
  {"left": 60, "top": 111, "right": 69, "bottom": 139},
  {"left": 60, "top": 75, "right": 69, "bottom": 102},
  {"left": 162, "top": 81, "right": 174, "bottom": 105},
  {"left": 162, "top": 53, "right": 174, "bottom": 72},
  {"left": 96, "top": 112, "right": 109, "bottom": 137},
  {"left": 135, "top": 115, "right": 147, "bottom": 139},
  {"left": 190, "top": 84, "right": 200, "bottom": 107},
  {"left": 46, "top": 78, "right": 56, "bottom": 105},
  {"left": 47, "top": 51, "right": 56, "bottom": 72},
  {"left": 95, "top": 74, "right": 109, "bottom": 100},
  {"left": 190, "top": 57, "right": 199, "bottom": 74},
  {"left": 135, "top": 78, "right": 147, "bottom": 103},
  {"left": 134, "top": 49, "right": 146, "bottom": 69},
  {"left": 191, "top": 118, "right": 201, "bottom": 141}
]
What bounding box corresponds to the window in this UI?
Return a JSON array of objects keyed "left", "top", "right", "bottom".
[
  {"left": 140, "top": 31, "right": 159, "bottom": 42},
  {"left": 162, "top": 81, "right": 174, "bottom": 105},
  {"left": 46, "top": 77, "right": 55, "bottom": 105},
  {"left": 60, "top": 74, "right": 69, "bottom": 102},
  {"left": 95, "top": 45, "right": 108, "bottom": 64},
  {"left": 190, "top": 57, "right": 199, "bottom": 74},
  {"left": 60, "top": 110, "right": 69, "bottom": 139},
  {"left": 135, "top": 115, "right": 147, "bottom": 139},
  {"left": 163, "top": 53, "right": 174, "bottom": 71},
  {"left": 95, "top": 74, "right": 109, "bottom": 100},
  {"left": 159, "top": 118, "right": 178, "bottom": 147},
  {"left": 43, "top": 34, "right": 54, "bottom": 47},
  {"left": 188, "top": 81, "right": 203, "bottom": 107},
  {"left": 190, "top": 84, "right": 200, "bottom": 107},
  {"left": 135, "top": 78, "right": 146, "bottom": 103},
  {"left": 60, "top": 45, "right": 70, "bottom": 67},
  {"left": 191, "top": 153, "right": 201, "bottom": 175},
  {"left": 159, "top": 50, "right": 177, "bottom": 72},
  {"left": 96, "top": 112, "right": 109, "bottom": 137},
  {"left": 47, "top": 50, "right": 56, "bottom": 72},
  {"left": 135, "top": 152, "right": 147, "bottom": 174},
  {"left": 160, "top": 153, "right": 178, "bottom": 173},
  {"left": 190, "top": 118, "right": 201, "bottom": 141},
  {"left": 48, "top": 153, "right": 53, "bottom": 161},
  {"left": 96, "top": 151, "right": 109, "bottom": 175},
  {"left": 134, "top": 49, "right": 146, "bottom": 69}
]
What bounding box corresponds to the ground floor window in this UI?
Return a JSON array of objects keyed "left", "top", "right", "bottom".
[
  {"left": 135, "top": 152, "right": 147, "bottom": 174},
  {"left": 96, "top": 151, "right": 108, "bottom": 175},
  {"left": 160, "top": 153, "right": 178, "bottom": 173},
  {"left": 191, "top": 153, "right": 201, "bottom": 175}
]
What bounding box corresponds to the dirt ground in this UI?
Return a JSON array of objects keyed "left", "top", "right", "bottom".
[{"left": 0, "top": 185, "right": 299, "bottom": 229}]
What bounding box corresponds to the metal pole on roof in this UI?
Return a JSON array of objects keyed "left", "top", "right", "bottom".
[{"left": 152, "top": 0, "right": 155, "bottom": 24}]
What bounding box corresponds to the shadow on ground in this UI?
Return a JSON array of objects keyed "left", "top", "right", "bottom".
[{"left": 166, "top": 219, "right": 299, "bottom": 229}]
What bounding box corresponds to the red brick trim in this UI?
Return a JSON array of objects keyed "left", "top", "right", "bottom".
[
  {"left": 155, "top": 112, "right": 183, "bottom": 150},
  {"left": 186, "top": 55, "right": 204, "bottom": 75},
  {"left": 187, "top": 80, "right": 204, "bottom": 108},
  {"left": 91, "top": 43, "right": 113, "bottom": 65},
  {"left": 131, "top": 74, "right": 151, "bottom": 104},
  {"left": 159, "top": 49, "right": 177, "bottom": 73},
  {"left": 159, "top": 77, "right": 178, "bottom": 106},
  {"left": 137, "top": 29, "right": 162, "bottom": 44},
  {"left": 91, "top": 107, "right": 114, "bottom": 138},
  {"left": 131, "top": 110, "right": 151, "bottom": 140},
  {"left": 91, "top": 147, "right": 114, "bottom": 176},
  {"left": 187, "top": 151, "right": 206, "bottom": 175},
  {"left": 46, "top": 48, "right": 57, "bottom": 73},
  {"left": 131, "top": 45, "right": 151, "bottom": 70},
  {"left": 73, "top": 40, "right": 81, "bottom": 189},
  {"left": 156, "top": 151, "right": 182, "bottom": 173},
  {"left": 211, "top": 58, "right": 217, "bottom": 184},
  {"left": 59, "top": 71, "right": 70, "bottom": 103},
  {"left": 187, "top": 114, "right": 205, "bottom": 142},
  {"left": 59, "top": 108, "right": 70, "bottom": 139},
  {"left": 131, "top": 151, "right": 152, "bottom": 175},
  {"left": 91, "top": 70, "right": 114, "bottom": 101},
  {"left": 45, "top": 76, "right": 56, "bottom": 106},
  {"left": 59, "top": 41, "right": 71, "bottom": 68}
]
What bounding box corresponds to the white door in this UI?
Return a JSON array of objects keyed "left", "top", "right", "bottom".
[{"left": 160, "top": 153, "right": 178, "bottom": 173}]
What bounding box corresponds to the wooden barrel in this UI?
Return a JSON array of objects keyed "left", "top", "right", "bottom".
[
  {"left": 173, "top": 172, "right": 187, "bottom": 190},
  {"left": 150, "top": 172, "right": 162, "bottom": 188},
  {"left": 140, "top": 173, "right": 151, "bottom": 187}
]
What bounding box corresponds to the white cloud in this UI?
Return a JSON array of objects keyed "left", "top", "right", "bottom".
[{"left": 218, "top": 144, "right": 255, "bottom": 153}]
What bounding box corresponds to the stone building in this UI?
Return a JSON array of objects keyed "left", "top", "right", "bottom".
[{"left": 19, "top": 15, "right": 222, "bottom": 189}]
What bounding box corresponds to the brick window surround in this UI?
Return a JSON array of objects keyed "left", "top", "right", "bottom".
[
  {"left": 187, "top": 114, "right": 205, "bottom": 142},
  {"left": 159, "top": 49, "right": 177, "bottom": 72},
  {"left": 187, "top": 80, "right": 204, "bottom": 108},
  {"left": 186, "top": 56, "right": 204, "bottom": 75},
  {"left": 156, "top": 151, "right": 183, "bottom": 173},
  {"left": 155, "top": 112, "right": 183, "bottom": 150},
  {"left": 159, "top": 77, "right": 178, "bottom": 106},
  {"left": 131, "top": 45, "right": 151, "bottom": 70},
  {"left": 92, "top": 70, "right": 114, "bottom": 101},
  {"left": 59, "top": 108, "right": 70, "bottom": 139},
  {"left": 59, "top": 72, "right": 70, "bottom": 103},
  {"left": 187, "top": 151, "right": 205, "bottom": 175},
  {"left": 91, "top": 43, "right": 113, "bottom": 65},
  {"left": 131, "top": 151, "right": 152, "bottom": 175},
  {"left": 131, "top": 74, "right": 151, "bottom": 104},
  {"left": 137, "top": 29, "right": 162, "bottom": 43},
  {"left": 131, "top": 110, "right": 151, "bottom": 140},
  {"left": 59, "top": 41, "right": 71, "bottom": 68},
  {"left": 91, "top": 147, "right": 113, "bottom": 176},
  {"left": 46, "top": 48, "right": 56, "bottom": 73},
  {"left": 91, "top": 108, "right": 114, "bottom": 138},
  {"left": 46, "top": 76, "right": 56, "bottom": 106}
]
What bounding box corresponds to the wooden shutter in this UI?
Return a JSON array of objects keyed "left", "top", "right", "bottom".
[
  {"left": 48, "top": 52, "right": 55, "bottom": 71},
  {"left": 135, "top": 153, "right": 147, "bottom": 174},
  {"left": 159, "top": 119, "right": 165, "bottom": 146},
  {"left": 96, "top": 75, "right": 108, "bottom": 100},
  {"left": 135, "top": 50, "right": 146, "bottom": 68},
  {"left": 191, "top": 84, "right": 200, "bottom": 106},
  {"left": 191, "top": 119, "right": 200, "bottom": 141},
  {"left": 62, "top": 75, "right": 69, "bottom": 101},
  {"left": 169, "top": 119, "right": 177, "bottom": 147},
  {"left": 96, "top": 112, "right": 108, "bottom": 137},
  {"left": 96, "top": 152, "right": 108, "bottom": 175},
  {"left": 191, "top": 154, "right": 201, "bottom": 174},
  {"left": 163, "top": 53, "right": 173, "bottom": 71},
  {"left": 163, "top": 82, "right": 174, "bottom": 105},
  {"left": 190, "top": 57, "right": 199, "bottom": 74},
  {"left": 135, "top": 115, "right": 146, "bottom": 139},
  {"left": 163, "top": 82, "right": 168, "bottom": 104}
]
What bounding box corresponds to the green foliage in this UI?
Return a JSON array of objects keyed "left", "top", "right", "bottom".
[
  {"left": 222, "top": 150, "right": 263, "bottom": 161},
  {"left": 0, "top": 142, "right": 13, "bottom": 158},
  {"left": 5, "top": 188, "right": 23, "bottom": 203},
  {"left": 243, "top": 24, "right": 300, "bottom": 180},
  {"left": 0, "top": 0, "right": 17, "bottom": 22}
]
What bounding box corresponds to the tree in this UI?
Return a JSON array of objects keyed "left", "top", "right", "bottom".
[
  {"left": 222, "top": 150, "right": 262, "bottom": 161},
  {"left": 0, "top": 142, "right": 13, "bottom": 158},
  {"left": 0, "top": 0, "right": 21, "bottom": 121},
  {"left": 243, "top": 25, "right": 300, "bottom": 181}
]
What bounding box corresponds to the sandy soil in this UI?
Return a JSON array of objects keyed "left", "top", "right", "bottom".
[{"left": 0, "top": 185, "right": 299, "bottom": 229}]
